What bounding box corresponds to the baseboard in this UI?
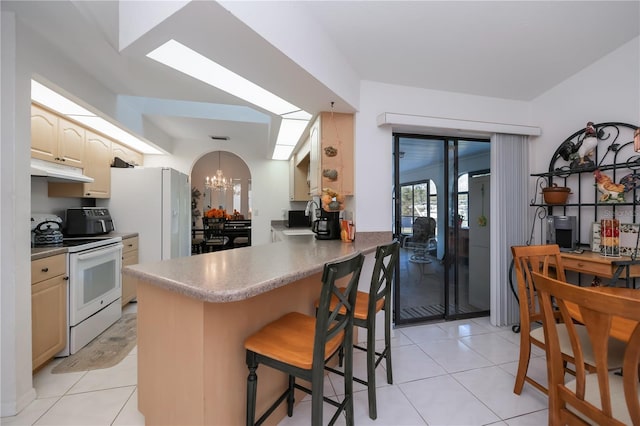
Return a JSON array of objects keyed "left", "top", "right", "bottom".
[{"left": 1, "top": 386, "right": 36, "bottom": 417}]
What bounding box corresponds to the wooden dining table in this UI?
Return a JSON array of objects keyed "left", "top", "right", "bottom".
[{"left": 566, "top": 286, "right": 640, "bottom": 342}]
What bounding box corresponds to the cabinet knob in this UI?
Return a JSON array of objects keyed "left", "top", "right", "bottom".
[
  {"left": 577, "top": 262, "right": 584, "bottom": 267},
  {"left": 41, "top": 267, "right": 48, "bottom": 272}
]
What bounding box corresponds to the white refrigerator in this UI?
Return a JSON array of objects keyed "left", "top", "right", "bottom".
[{"left": 101, "top": 167, "right": 191, "bottom": 264}]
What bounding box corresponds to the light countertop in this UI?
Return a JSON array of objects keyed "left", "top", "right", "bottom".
[{"left": 124, "top": 231, "right": 392, "bottom": 303}]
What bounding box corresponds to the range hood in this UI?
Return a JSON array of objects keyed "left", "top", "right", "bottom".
[{"left": 30, "top": 158, "right": 94, "bottom": 183}]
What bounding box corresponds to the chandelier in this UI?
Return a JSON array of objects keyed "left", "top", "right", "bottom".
[{"left": 204, "top": 151, "right": 234, "bottom": 191}]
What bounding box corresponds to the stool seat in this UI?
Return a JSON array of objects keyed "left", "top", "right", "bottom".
[
  {"left": 244, "top": 312, "right": 344, "bottom": 370},
  {"left": 244, "top": 252, "right": 364, "bottom": 426}
]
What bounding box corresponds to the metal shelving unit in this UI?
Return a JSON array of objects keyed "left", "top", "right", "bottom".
[{"left": 530, "top": 122, "right": 640, "bottom": 287}]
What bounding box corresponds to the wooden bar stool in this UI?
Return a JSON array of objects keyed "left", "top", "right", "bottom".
[
  {"left": 318, "top": 240, "right": 400, "bottom": 420},
  {"left": 244, "top": 252, "right": 365, "bottom": 426}
]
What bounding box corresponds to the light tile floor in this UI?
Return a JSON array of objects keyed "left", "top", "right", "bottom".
[{"left": 2, "top": 306, "right": 550, "bottom": 426}]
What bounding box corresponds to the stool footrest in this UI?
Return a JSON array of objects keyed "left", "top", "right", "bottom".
[
  {"left": 293, "top": 382, "right": 350, "bottom": 425},
  {"left": 353, "top": 344, "right": 389, "bottom": 369},
  {"left": 256, "top": 388, "right": 290, "bottom": 426},
  {"left": 325, "top": 365, "right": 368, "bottom": 387}
]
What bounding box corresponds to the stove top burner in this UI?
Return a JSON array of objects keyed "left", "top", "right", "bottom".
[
  {"left": 62, "top": 236, "right": 123, "bottom": 253},
  {"left": 62, "top": 239, "right": 108, "bottom": 247}
]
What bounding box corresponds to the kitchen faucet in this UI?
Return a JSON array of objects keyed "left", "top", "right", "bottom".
[{"left": 305, "top": 198, "right": 320, "bottom": 220}]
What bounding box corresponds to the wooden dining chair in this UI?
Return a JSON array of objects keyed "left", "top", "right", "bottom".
[
  {"left": 531, "top": 271, "right": 640, "bottom": 425},
  {"left": 510, "top": 244, "right": 625, "bottom": 395},
  {"left": 244, "top": 252, "right": 365, "bottom": 426}
]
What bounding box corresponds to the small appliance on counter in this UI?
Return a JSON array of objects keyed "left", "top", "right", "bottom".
[
  {"left": 31, "top": 213, "right": 64, "bottom": 247},
  {"left": 64, "top": 207, "right": 115, "bottom": 236},
  {"left": 286, "top": 210, "right": 311, "bottom": 228},
  {"left": 312, "top": 210, "right": 341, "bottom": 240}
]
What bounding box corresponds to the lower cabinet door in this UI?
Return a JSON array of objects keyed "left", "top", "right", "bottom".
[
  {"left": 121, "top": 248, "right": 138, "bottom": 306},
  {"left": 32, "top": 275, "right": 67, "bottom": 370}
]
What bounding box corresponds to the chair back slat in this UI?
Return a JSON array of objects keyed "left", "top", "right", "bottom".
[
  {"left": 370, "top": 241, "right": 400, "bottom": 316},
  {"left": 315, "top": 253, "right": 364, "bottom": 365},
  {"left": 511, "top": 245, "right": 565, "bottom": 327},
  {"left": 532, "top": 271, "right": 640, "bottom": 426}
]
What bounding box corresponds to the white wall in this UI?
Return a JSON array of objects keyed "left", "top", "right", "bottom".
[
  {"left": 1, "top": 12, "right": 37, "bottom": 416},
  {"left": 219, "top": 0, "right": 361, "bottom": 110},
  {"left": 354, "top": 80, "right": 534, "bottom": 232},
  {"left": 529, "top": 37, "right": 640, "bottom": 244}
]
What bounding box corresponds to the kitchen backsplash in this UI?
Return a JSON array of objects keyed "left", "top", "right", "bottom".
[{"left": 31, "top": 177, "right": 94, "bottom": 218}]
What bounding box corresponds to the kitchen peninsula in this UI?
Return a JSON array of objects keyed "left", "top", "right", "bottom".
[{"left": 124, "top": 231, "right": 391, "bottom": 425}]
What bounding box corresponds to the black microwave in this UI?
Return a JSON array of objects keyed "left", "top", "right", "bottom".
[{"left": 286, "top": 210, "right": 311, "bottom": 228}]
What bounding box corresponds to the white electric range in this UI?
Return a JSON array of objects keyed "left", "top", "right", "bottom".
[{"left": 32, "top": 213, "right": 124, "bottom": 355}]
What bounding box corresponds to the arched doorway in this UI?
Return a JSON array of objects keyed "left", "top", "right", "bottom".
[
  {"left": 191, "top": 151, "right": 252, "bottom": 253},
  {"left": 191, "top": 151, "right": 251, "bottom": 226}
]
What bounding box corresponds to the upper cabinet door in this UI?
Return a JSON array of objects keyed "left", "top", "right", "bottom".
[
  {"left": 84, "top": 131, "right": 112, "bottom": 198},
  {"left": 31, "top": 104, "right": 59, "bottom": 162},
  {"left": 112, "top": 142, "right": 143, "bottom": 166},
  {"left": 307, "top": 112, "right": 354, "bottom": 198},
  {"left": 57, "top": 117, "right": 85, "bottom": 168},
  {"left": 308, "top": 116, "right": 322, "bottom": 196}
]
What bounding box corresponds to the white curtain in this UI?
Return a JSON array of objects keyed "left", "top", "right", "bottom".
[{"left": 490, "top": 133, "right": 529, "bottom": 326}]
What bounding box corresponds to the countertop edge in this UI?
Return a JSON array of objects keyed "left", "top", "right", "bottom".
[{"left": 125, "top": 231, "right": 392, "bottom": 303}]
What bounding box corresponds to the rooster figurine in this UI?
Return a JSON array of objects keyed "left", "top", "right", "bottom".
[
  {"left": 571, "top": 122, "right": 598, "bottom": 168},
  {"left": 594, "top": 169, "right": 625, "bottom": 202}
]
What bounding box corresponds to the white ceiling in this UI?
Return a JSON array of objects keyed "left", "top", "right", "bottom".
[{"left": 3, "top": 1, "right": 639, "bottom": 159}]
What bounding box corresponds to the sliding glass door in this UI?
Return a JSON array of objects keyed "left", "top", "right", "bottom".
[{"left": 393, "top": 134, "right": 491, "bottom": 325}]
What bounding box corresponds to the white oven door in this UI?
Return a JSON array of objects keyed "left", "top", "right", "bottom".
[{"left": 69, "top": 243, "right": 123, "bottom": 326}]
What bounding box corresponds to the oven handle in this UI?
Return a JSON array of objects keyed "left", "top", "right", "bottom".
[{"left": 75, "top": 243, "right": 123, "bottom": 261}]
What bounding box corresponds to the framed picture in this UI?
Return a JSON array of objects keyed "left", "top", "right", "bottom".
[{"left": 591, "top": 222, "right": 640, "bottom": 257}]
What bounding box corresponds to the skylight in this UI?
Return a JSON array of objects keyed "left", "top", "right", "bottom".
[
  {"left": 31, "top": 80, "right": 162, "bottom": 155},
  {"left": 146, "top": 39, "right": 311, "bottom": 160}
]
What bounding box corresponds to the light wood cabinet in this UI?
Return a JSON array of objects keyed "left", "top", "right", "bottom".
[
  {"left": 308, "top": 112, "right": 354, "bottom": 197},
  {"left": 31, "top": 105, "right": 58, "bottom": 163},
  {"left": 289, "top": 153, "right": 311, "bottom": 201},
  {"left": 84, "top": 131, "right": 112, "bottom": 198},
  {"left": 31, "top": 104, "right": 85, "bottom": 168},
  {"left": 49, "top": 130, "right": 113, "bottom": 198},
  {"left": 121, "top": 236, "right": 139, "bottom": 306},
  {"left": 112, "top": 142, "right": 143, "bottom": 167},
  {"left": 32, "top": 103, "right": 143, "bottom": 198},
  {"left": 308, "top": 116, "right": 321, "bottom": 196},
  {"left": 57, "top": 116, "right": 86, "bottom": 168},
  {"left": 31, "top": 254, "right": 67, "bottom": 371}
]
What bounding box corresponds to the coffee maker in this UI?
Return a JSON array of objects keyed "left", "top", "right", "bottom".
[{"left": 312, "top": 210, "right": 341, "bottom": 240}]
